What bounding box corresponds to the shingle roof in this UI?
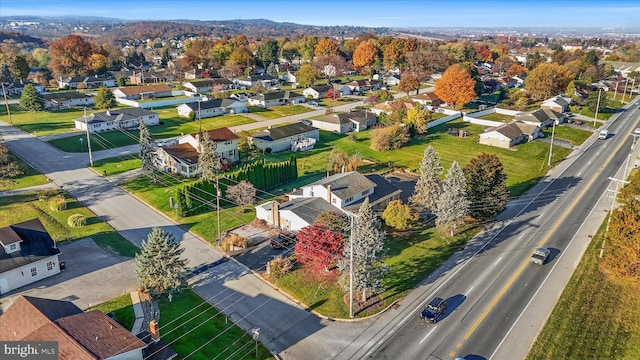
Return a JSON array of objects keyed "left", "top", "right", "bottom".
[
  {"left": 137, "top": 331, "right": 178, "bottom": 360},
  {"left": 309, "top": 85, "right": 331, "bottom": 93},
  {"left": 116, "top": 84, "right": 171, "bottom": 95},
  {"left": 273, "top": 197, "right": 339, "bottom": 225},
  {"left": 309, "top": 171, "right": 376, "bottom": 201},
  {"left": 161, "top": 143, "right": 200, "bottom": 165},
  {"left": 74, "top": 108, "right": 156, "bottom": 124},
  {"left": 43, "top": 92, "right": 92, "bottom": 101},
  {"left": 488, "top": 121, "right": 538, "bottom": 140},
  {"left": 249, "top": 123, "right": 317, "bottom": 141},
  {"left": 250, "top": 91, "right": 303, "bottom": 101},
  {"left": 202, "top": 127, "right": 239, "bottom": 142},
  {"left": 344, "top": 174, "right": 402, "bottom": 211},
  {"left": 182, "top": 99, "right": 241, "bottom": 111},
  {"left": 414, "top": 92, "right": 441, "bottom": 102},
  {"left": 0, "top": 218, "right": 61, "bottom": 273},
  {"left": 186, "top": 78, "right": 233, "bottom": 87}
]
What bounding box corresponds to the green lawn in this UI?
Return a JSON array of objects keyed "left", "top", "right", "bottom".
[
  {"left": 542, "top": 125, "right": 594, "bottom": 146},
  {"left": 248, "top": 104, "right": 312, "bottom": 119},
  {"left": 157, "top": 289, "right": 272, "bottom": 360},
  {"left": 0, "top": 150, "right": 50, "bottom": 191},
  {"left": 0, "top": 191, "right": 135, "bottom": 256},
  {"left": 88, "top": 294, "right": 136, "bottom": 332},
  {"left": 48, "top": 108, "right": 255, "bottom": 152},
  {"left": 527, "top": 221, "right": 640, "bottom": 360},
  {"left": 478, "top": 112, "right": 515, "bottom": 123},
  {"left": 91, "top": 157, "right": 142, "bottom": 176},
  {"left": 0, "top": 105, "right": 82, "bottom": 136},
  {"left": 263, "top": 118, "right": 571, "bottom": 196},
  {"left": 317, "top": 97, "right": 359, "bottom": 107}
]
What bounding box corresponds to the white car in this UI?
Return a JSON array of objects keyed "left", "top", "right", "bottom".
[{"left": 634, "top": 128, "right": 640, "bottom": 135}]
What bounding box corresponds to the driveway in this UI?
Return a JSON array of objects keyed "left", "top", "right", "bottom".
[{"left": 0, "top": 238, "right": 138, "bottom": 313}]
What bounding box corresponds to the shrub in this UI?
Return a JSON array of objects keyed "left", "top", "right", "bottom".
[
  {"left": 267, "top": 255, "right": 293, "bottom": 279},
  {"left": 348, "top": 133, "right": 358, "bottom": 143},
  {"left": 67, "top": 214, "right": 87, "bottom": 227},
  {"left": 49, "top": 195, "right": 67, "bottom": 212},
  {"left": 371, "top": 124, "right": 410, "bottom": 151},
  {"left": 220, "top": 234, "right": 248, "bottom": 251}
]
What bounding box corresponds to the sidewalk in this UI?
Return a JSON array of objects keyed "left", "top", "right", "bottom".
[{"left": 0, "top": 182, "right": 59, "bottom": 197}]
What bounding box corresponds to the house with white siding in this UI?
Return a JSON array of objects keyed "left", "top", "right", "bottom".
[
  {"left": 182, "top": 78, "right": 234, "bottom": 93},
  {"left": 247, "top": 91, "right": 305, "bottom": 108},
  {"left": 478, "top": 121, "right": 541, "bottom": 149},
  {"left": 248, "top": 122, "right": 319, "bottom": 153},
  {"left": 73, "top": 108, "right": 159, "bottom": 133},
  {"left": 43, "top": 91, "right": 94, "bottom": 110},
  {"left": 176, "top": 98, "right": 247, "bottom": 118},
  {"left": 112, "top": 84, "right": 173, "bottom": 100},
  {"left": 302, "top": 84, "right": 331, "bottom": 99},
  {"left": 310, "top": 109, "right": 377, "bottom": 134}
]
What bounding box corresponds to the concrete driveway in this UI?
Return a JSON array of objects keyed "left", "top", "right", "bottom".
[{"left": 0, "top": 238, "right": 139, "bottom": 313}]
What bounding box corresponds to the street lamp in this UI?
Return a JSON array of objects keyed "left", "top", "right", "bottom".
[{"left": 251, "top": 328, "right": 260, "bottom": 358}]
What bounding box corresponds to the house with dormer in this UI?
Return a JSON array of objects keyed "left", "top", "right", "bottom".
[
  {"left": 255, "top": 171, "right": 402, "bottom": 231},
  {"left": 0, "top": 295, "right": 177, "bottom": 360},
  {"left": 155, "top": 127, "right": 239, "bottom": 177},
  {"left": 0, "top": 219, "right": 61, "bottom": 295}
]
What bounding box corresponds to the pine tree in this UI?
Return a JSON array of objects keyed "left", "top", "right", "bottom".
[
  {"left": 138, "top": 120, "right": 156, "bottom": 182},
  {"left": 19, "top": 84, "right": 43, "bottom": 111},
  {"left": 338, "top": 198, "right": 388, "bottom": 302},
  {"left": 135, "top": 227, "right": 189, "bottom": 297},
  {"left": 464, "top": 153, "right": 509, "bottom": 220},
  {"left": 197, "top": 131, "right": 219, "bottom": 181},
  {"left": 435, "top": 161, "right": 469, "bottom": 236},
  {"left": 409, "top": 146, "right": 443, "bottom": 217},
  {"left": 94, "top": 85, "right": 116, "bottom": 109}
]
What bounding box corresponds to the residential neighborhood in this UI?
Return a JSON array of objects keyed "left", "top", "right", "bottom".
[{"left": 1, "top": 4, "right": 640, "bottom": 360}]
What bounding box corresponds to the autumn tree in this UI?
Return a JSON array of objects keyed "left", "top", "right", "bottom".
[
  {"left": 88, "top": 53, "right": 109, "bottom": 74},
  {"left": 49, "top": 34, "right": 94, "bottom": 76},
  {"left": 0, "top": 134, "right": 22, "bottom": 182},
  {"left": 136, "top": 227, "right": 188, "bottom": 297},
  {"left": 280, "top": 41, "right": 300, "bottom": 64},
  {"left": 228, "top": 47, "right": 254, "bottom": 69},
  {"left": 294, "top": 224, "right": 343, "bottom": 272},
  {"left": 371, "top": 124, "right": 410, "bottom": 151},
  {"left": 383, "top": 38, "right": 416, "bottom": 70},
  {"left": 404, "top": 106, "right": 430, "bottom": 136},
  {"left": 314, "top": 38, "right": 340, "bottom": 58},
  {"left": 338, "top": 198, "right": 388, "bottom": 302},
  {"left": 315, "top": 211, "right": 350, "bottom": 234},
  {"left": 409, "top": 146, "right": 443, "bottom": 217},
  {"left": 464, "top": 153, "right": 509, "bottom": 221},
  {"left": 524, "top": 63, "right": 573, "bottom": 101},
  {"left": 296, "top": 63, "right": 319, "bottom": 88},
  {"left": 226, "top": 180, "right": 256, "bottom": 212},
  {"left": 19, "top": 84, "right": 43, "bottom": 111},
  {"left": 565, "top": 80, "right": 578, "bottom": 101},
  {"left": 31, "top": 48, "right": 51, "bottom": 68},
  {"left": 397, "top": 71, "right": 421, "bottom": 97},
  {"left": 434, "top": 64, "right": 477, "bottom": 109},
  {"left": 476, "top": 44, "right": 493, "bottom": 62},
  {"left": 352, "top": 41, "right": 379, "bottom": 71},
  {"left": 435, "top": 161, "right": 469, "bottom": 236},
  {"left": 197, "top": 131, "right": 219, "bottom": 181},
  {"left": 94, "top": 86, "right": 115, "bottom": 109},
  {"left": 382, "top": 200, "right": 417, "bottom": 231},
  {"left": 504, "top": 63, "right": 528, "bottom": 77},
  {"left": 0, "top": 52, "right": 29, "bottom": 81}
]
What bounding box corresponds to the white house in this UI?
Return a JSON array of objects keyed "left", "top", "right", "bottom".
[
  {"left": 176, "top": 98, "right": 247, "bottom": 118},
  {"left": 0, "top": 219, "right": 61, "bottom": 295},
  {"left": 247, "top": 91, "right": 305, "bottom": 108},
  {"left": 541, "top": 95, "right": 572, "bottom": 113},
  {"left": 112, "top": 84, "right": 173, "bottom": 100},
  {"left": 478, "top": 121, "right": 541, "bottom": 149},
  {"left": 255, "top": 171, "right": 402, "bottom": 230},
  {"left": 182, "top": 78, "right": 234, "bottom": 93},
  {"left": 43, "top": 91, "right": 94, "bottom": 110},
  {"left": 345, "top": 79, "right": 382, "bottom": 93},
  {"left": 248, "top": 122, "right": 319, "bottom": 153},
  {"left": 310, "top": 109, "right": 377, "bottom": 134},
  {"left": 0, "top": 81, "right": 45, "bottom": 96},
  {"left": 155, "top": 127, "right": 239, "bottom": 177},
  {"left": 515, "top": 108, "right": 565, "bottom": 128},
  {"left": 74, "top": 108, "right": 159, "bottom": 133},
  {"left": 302, "top": 84, "right": 331, "bottom": 99}
]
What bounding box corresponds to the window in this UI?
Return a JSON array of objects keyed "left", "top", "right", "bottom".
[
  {"left": 47, "top": 261, "right": 54, "bottom": 271},
  {"left": 31, "top": 267, "right": 37, "bottom": 277},
  {"left": 361, "top": 189, "right": 369, "bottom": 197},
  {"left": 332, "top": 198, "right": 337, "bottom": 204},
  {"left": 228, "top": 150, "right": 234, "bottom": 156},
  {"left": 9, "top": 243, "right": 17, "bottom": 251}
]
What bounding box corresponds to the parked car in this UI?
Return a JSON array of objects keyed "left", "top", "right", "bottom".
[
  {"left": 270, "top": 231, "right": 296, "bottom": 249},
  {"left": 634, "top": 128, "right": 640, "bottom": 135},
  {"left": 307, "top": 101, "right": 318, "bottom": 107},
  {"left": 530, "top": 247, "right": 550, "bottom": 265},
  {"left": 419, "top": 297, "right": 447, "bottom": 323}
]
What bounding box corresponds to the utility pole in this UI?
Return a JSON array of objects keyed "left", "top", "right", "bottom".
[
  {"left": 621, "top": 77, "right": 629, "bottom": 103},
  {"left": 348, "top": 211, "right": 356, "bottom": 319},
  {"left": 1, "top": 83, "right": 13, "bottom": 125},
  {"left": 593, "top": 88, "right": 602, "bottom": 127},
  {"left": 83, "top": 107, "right": 93, "bottom": 167},
  {"left": 198, "top": 99, "right": 202, "bottom": 133},
  {"left": 216, "top": 177, "right": 221, "bottom": 244},
  {"left": 602, "top": 157, "right": 631, "bottom": 258},
  {"left": 614, "top": 80, "right": 619, "bottom": 100},
  {"left": 547, "top": 120, "right": 556, "bottom": 166}
]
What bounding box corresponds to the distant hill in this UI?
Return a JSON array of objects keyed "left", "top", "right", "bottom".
[{"left": 0, "top": 30, "right": 46, "bottom": 50}]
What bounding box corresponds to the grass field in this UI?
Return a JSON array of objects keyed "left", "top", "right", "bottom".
[
  {"left": 91, "top": 157, "right": 141, "bottom": 176},
  {"left": 264, "top": 118, "right": 571, "bottom": 196},
  {"left": 247, "top": 104, "right": 312, "bottom": 119},
  {"left": 527, "top": 221, "right": 640, "bottom": 360},
  {"left": 0, "top": 150, "right": 50, "bottom": 191},
  {"left": 542, "top": 125, "right": 594, "bottom": 146},
  {"left": 478, "top": 112, "right": 515, "bottom": 123},
  {"left": 0, "top": 105, "right": 82, "bottom": 136},
  {"left": 88, "top": 294, "right": 136, "bottom": 332}
]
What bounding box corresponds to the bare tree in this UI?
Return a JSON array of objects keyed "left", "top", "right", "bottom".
[{"left": 226, "top": 180, "right": 256, "bottom": 212}]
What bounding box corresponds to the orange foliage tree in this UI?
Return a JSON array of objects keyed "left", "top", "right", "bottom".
[
  {"left": 352, "top": 41, "right": 379, "bottom": 71},
  {"left": 397, "top": 71, "right": 421, "bottom": 97},
  {"left": 524, "top": 63, "right": 573, "bottom": 101},
  {"left": 49, "top": 34, "right": 95, "bottom": 76},
  {"left": 315, "top": 38, "right": 340, "bottom": 58},
  {"left": 476, "top": 44, "right": 493, "bottom": 62},
  {"left": 504, "top": 63, "right": 528, "bottom": 77},
  {"left": 434, "top": 64, "right": 477, "bottom": 109}
]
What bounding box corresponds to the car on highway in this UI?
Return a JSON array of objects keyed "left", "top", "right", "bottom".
[
  {"left": 598, "top": 129, "right": 609, "bottom": 139},
  {"left": 270, "top": 231, "right": 296, "bottom": 249},
  {"left": 419, "top": 297, "right": 447, "bottom": 323},
  {"left": 530, "top": 247, "right": 550, "bottom": 265}
]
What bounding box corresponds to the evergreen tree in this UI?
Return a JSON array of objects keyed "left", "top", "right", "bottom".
[
  {"left": 435, "top": 161, "right": 469, "bottom": 236},
  {"left": 409, "top": 146, "right": 443, "bottom": 217},
  {"left": 266, "top": 62, "right": 278, "bottom": 78},
  {"left": 19, "top": 83, "right": 43, "bottom": 111},
  {"left": 585, "top": 90, "right": 608, "bottom": 113},
  {"left": 135, "top": 227, "right": 189, "bottom": 297},
  {"left": 338, "top": 198, "right": 388, "bottom": 302},
  {"left": 197, "top": 131, "right": 219, "bottom": 181},
  {"left": 464, "top": 153, "right": 509, "bottom": 221},
  {"left": 138, "top": 120, "right": 156, "bottom": 182},
  {"left": 94, "top": 85, "right": 116, "bottom": 109}
]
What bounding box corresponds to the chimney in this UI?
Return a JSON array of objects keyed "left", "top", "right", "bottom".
[
  {"left": 271, "top": 202, "right": 280, "bottom": 229},
  {"left": 326, "top": 185, "right": 332, "bottom": 204},
  {"left": 149, "top": 320, "right": 159, "bottom": 341}
]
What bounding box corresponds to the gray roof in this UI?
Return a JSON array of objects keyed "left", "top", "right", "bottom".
[
  {"left": 0, "top": 218, "right": 61, "bottom": 273},
  {"left": 309, "top": 85, "right": 331, "bottom": 93},
  {"left": 249, "top": 122, "right": 318, "bottom": 141},
  {"left": 516, "top": 108, "right": 564, "bottom": 124},
  {"left": 308, "top": 171, "right": 377, "bottom": 201},
  {"left": 182, "top": 98, "right": 240, "bottom": 111},
  {"left": 488, "top": 121, "right": 538, "bottom": 140},
  {"left": 264, "top": 197, "right": 338, "bottom": 225},
  {"left": 43, "top": 91, "right": 91, "bottom": 101},
  {"left": 344, "top": 174, "right": 402, "bottom": 211},
  {"left": 74, "top": 108, "right": 156, "bottom": 124},
  {"left": 250, "top": 91, "right": 303, "bottom": 101}
]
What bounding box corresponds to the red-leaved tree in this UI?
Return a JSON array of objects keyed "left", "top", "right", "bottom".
[{"left": 294, "top": 224, "right": 344, "bottom": 272}]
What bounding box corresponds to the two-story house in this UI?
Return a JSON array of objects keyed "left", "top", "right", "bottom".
[
  {"left": 155, "top": 127, "right": 239, "bottom": 177},
  {"left": 255, "top": 171, "right": 402, "bottom": 231},
  {"left": 73, "top": 108, "right": 160, "bottom": 133}
]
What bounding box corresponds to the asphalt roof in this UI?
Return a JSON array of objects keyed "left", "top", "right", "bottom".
[
  {"left": 249, "top": 122, "right": 317, "bottom": 141},
  {"left": 0, "top": 218, "right": 61, "bottom": 273}
]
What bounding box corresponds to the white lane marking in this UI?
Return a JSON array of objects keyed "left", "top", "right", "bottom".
[
  {"left": 518, "top": 233, "right": 526, "bottom": 240},
  {"left": 465, "top": 287, "right": 474, "bottom": 296},
  {"left": 538, "top": 212, "right": 544, "bottom": 218},
  {"left": 577, "top": 171, "right": 582, "bottom": 177},
  {"left": 494, "top": 256, "right": 503, "bottom": 265},
  {"left": 419, "top": 325, "right": 438, "bottom": 344}
]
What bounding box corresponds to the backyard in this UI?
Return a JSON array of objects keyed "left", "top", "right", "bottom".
[
  {"left": 0, "top": 150, "right": 50, "bottom": 191},
  {"left": 247, "top": 104, "right": 312, "bottom": 119},
  {"left": 542, "top": 124, "right": 594, "bottom": 146},
  {"left": 477, "top": 112, "right": 515, "bottom": 123}
]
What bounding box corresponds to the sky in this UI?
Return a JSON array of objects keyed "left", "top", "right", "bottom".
[{"left": 1, "top": 0, "right": 639, "bottom": 28}]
